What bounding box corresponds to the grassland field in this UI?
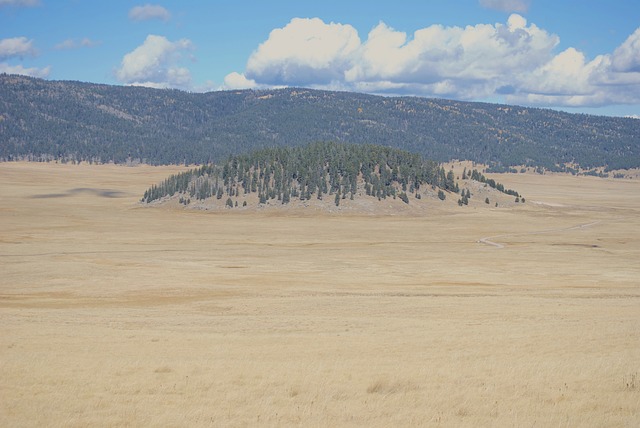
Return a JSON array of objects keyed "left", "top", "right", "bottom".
[{"left": 1, "top": 161, "right": 639, "bottom": 427}]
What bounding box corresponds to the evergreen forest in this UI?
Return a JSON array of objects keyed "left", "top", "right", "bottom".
[
  {"left": 2, "top": 74, "right": 638, "bottom": 171},
  {"left": 142, "top": 142, "right": 519, "bottom": 208}
]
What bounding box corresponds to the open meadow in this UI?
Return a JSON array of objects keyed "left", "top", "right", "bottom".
[{"left": 1, "top": 161, "right": 639, "bottom": 427}]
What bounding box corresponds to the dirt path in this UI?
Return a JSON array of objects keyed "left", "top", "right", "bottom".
[{"left": 478, "top": 221, "right": 601, "bottom": 249}]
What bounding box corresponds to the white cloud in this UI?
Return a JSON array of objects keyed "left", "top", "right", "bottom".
[
  {"left": 54, "top": 38, "right": 100, "bottom": 50},
  {"left": 129, "top": 4, "right": 171, "bottom": 22},
  {"left": 344, "top": 15, "right": 558, "bottom": 98},
  {"left": 479, "top": 0, "right": 530, "bottom": 13},
  {"left": 245, "top": 17, "right": 360, "bottom": 85},
  {"left": 0, "top": 62, "right": 50, "bottom": 77},
  {"left": 0, "top": 37, "right": 49, "bottom": 78},
  {"left": 115, "top": 34, "right": 194, "bottom": 89},
  {"left": 0, "top": 0, "right": 40, "bottom": 7},
  {"left": 238, "top": 15, "right": 558, "bottom": 99},
  {"left": 611, "top": 28, "right": 640, "bottom": 73},
  {"left": 223, "top": 72, "right": 257, "bottom": 90},
  {"left": 522, "top": 48, "right": 595, "bottom": 96},
  {"left": 508, "top": 28, "right": 640, "bottom": 107},
  {"left": 228, "top": 15, "right": 640, "bottom": 108},
  {"left": 0, "top": 37, "right": 36, "bottom": 60}
]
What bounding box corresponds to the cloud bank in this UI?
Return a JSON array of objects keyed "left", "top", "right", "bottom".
[
  {"left": 224, "top": 15, "right": 640, "bottom": 108},
  {"left": 115, "top": 34, "right": 194, "bottom": 89}
]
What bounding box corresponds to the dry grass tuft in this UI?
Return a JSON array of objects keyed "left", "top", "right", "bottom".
[
  {"left": 366, "top": 378, "right": 418, "bottom": 395},
  {"left": 624, "top": 372, "right": 638, "bottom": 391}
]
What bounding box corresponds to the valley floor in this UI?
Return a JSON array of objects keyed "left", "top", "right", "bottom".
[{"left": 1, "top": 162, "right": 639, "bottom": 427}]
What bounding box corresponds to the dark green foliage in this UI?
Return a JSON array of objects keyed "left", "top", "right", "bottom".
[
  {"left": 485, "top": 197, "right": 490, "bottom": 204},
  {"left": 468, "top": 169, "right": 521, "bottom": 198},
  {"left": 398, "top": 192, "right": 409, "bottom": 204},
  {"left": 142, "top": 142, "right": 453, "bottom": 205},
  {"left": 437, "top": 190, "right": 446, "bottom": 201},
  {"left": 458, "top": 188, "right": 471, "bottom": 205},
  {"left": 2, "top": 75, "right": 638, "bottom": 170}
]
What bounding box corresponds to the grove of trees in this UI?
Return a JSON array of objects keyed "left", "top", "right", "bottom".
[
  {"left": 142, "top": 142, "right": 523, "bottom": 210},
  {"left": 142, "top": 142, "right": 459, "bottom": 206}
]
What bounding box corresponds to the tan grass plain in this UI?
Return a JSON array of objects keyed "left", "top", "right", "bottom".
[{"left": 1, "top": 162, "right": 639, "bottom": 427}]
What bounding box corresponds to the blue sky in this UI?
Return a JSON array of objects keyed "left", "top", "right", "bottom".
[{"left": 2, "top": 0, "right": 639, "bottom": 117}]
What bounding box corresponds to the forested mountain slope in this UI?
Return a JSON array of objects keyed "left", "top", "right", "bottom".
[{"left": 1, "top": 74, "right": 638, "bottom": 170}]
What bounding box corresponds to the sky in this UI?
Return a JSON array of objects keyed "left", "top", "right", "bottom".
[{"left": 2, "top": 0, "right": 640, "bottom": 117}]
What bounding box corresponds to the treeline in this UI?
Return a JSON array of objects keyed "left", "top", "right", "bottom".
[
  {"left": 456, "top": 167, "right": 522, "bottom": 206},
  {"left": 463, "top": 168, "right": 520, "bottom": 196},
  {"left": 142, "top": 142, "right": 458, "bottom": 206}
]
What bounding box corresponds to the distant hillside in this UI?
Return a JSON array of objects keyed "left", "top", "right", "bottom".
[
  {"left": 142, "top": 142, "right": 520, "bottom": 211},
  {"left": 1, "top": 74, "right": 638, "bottom": 170}
]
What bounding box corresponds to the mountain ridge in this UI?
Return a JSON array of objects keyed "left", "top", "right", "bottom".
[{"left": 1, "top": 74, "right": 638, "bottom": 170}]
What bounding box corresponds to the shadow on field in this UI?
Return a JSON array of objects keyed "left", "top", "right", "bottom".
[{"left": 30, "top": 188, "right": 128, "bottom": 199}]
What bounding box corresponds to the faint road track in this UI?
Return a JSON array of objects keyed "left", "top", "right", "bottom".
[{"left": 477, "top": 221, "right": 601, "bottom": 249}]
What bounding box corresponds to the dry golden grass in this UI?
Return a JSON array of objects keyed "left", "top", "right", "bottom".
[{"left": 1, "top": 161, "right": 639, "bottom": 427}]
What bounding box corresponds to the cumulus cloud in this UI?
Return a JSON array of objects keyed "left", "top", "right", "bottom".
[
  {"left": 237, "top": 15, "right": 558, "bottom": 99},
  {"left": 344, "top": 14, "right": 558, "bottom": 99},
  {"left": 0, "top": 0, "right": 40, "bottom": 7},
  {"left": 479, "top": 0, "right": 530, "bottom": 13},
  {"left": 0, "top": 62, "right": 50, "bottom": 77},
  {"left": 508, "top": 27, "right": 640, "bottom": 107},
  {"left": 0, "top": 37, "right": 36, "bottom": 60},
  {"left": 54, "top": 38, "right": 100, "bottom": 50},
  {"left": 223, "top": 72, "right": 257, "bottom": 90},
  {"left": 227, "top": 15, "right": 640, "bottom": 108},
  {"left": 511, "top": 48, "right": 603, "bottom": 106},
  {"left": 128, "top": 4, "right": 171, "bottom": 22},
  {"left": 115, "top": 34, "right": 194, "bottom": 89},
  {"left": 611, "top": 28, "right": 640, "bottom": 73},
  {"left": 245, "top": 17, "right": 360, "bottom": 86}
]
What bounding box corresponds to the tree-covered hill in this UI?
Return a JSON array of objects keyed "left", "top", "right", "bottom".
[
  {"left": 141, "top": 142, "right": 520, "bottom": 209},
  {"left": 1, "top": 74, "right": 638, "bottom": 170}
]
